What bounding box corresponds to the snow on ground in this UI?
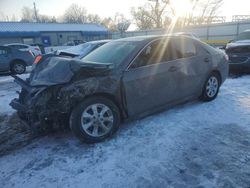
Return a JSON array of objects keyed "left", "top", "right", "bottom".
[
  {"left": 0, "top": 75, "right": 250, "bottom": 188},
  {"left": 0, "top": 74, "right": 30, "bottom": 115}
]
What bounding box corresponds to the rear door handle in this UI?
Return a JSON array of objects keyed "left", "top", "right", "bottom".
[
  {"left": 168, "top": 66, "right": 178, "bottom": 72},
  {"left": 204, "top": 57, "right": 210, "bottom": 63}
]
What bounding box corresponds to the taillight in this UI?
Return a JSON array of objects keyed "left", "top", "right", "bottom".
[
  {"left": 224, "top": 54, "right": 229, "bottom": 61},
  {"left": 29, "top": 50, "right": 34, "bottom": 57},
  {"left": 34, "top": 55, "right": 42, "bottom": 64}
]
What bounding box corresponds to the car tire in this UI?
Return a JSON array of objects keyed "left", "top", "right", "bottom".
[
  {"left": 70, "top": 96, "right": 120, "bottom": 143},
  {"left": 10, "top": 61, "right": 26, "bottom": 74},
  {"left": 200, "top": 72, "right": 221, "bottom": 102}
]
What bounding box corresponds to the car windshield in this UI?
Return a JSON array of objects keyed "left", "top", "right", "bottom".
[
  {"left": 81, "top": 41, "right": 139, "bottom": 66},
  {"left": 236, "top": 31, "right": 250, "bottom": 41}
]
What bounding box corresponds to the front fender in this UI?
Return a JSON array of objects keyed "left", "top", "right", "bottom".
[{"left": 57, "top": 77, "right": 119, "bottom": 113}]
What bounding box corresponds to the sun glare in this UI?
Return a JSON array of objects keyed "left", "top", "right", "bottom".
[{"left": 171, "top": 0, "right": 193, "bottom": 18}]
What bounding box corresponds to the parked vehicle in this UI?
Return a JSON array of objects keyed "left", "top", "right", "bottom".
[
  {"left": 57, "top": 40, "right": 110, "bottom": 59},
  {"left": 10, "top": 35, "right": 228, "bottom": 143},
  {"left": 63, "top": 40, "right": 86, "bottom": 46},
  {"left": 30, "top": 43, "right": 46, "bottom": 54},
  {"left": 5, "top": 43, "right": 42, "bottom": 57},
  {"left": 0, "top": 45, "right": 35, "bottom": 74},
  {"left": 225, "top": 30, "right": 250, "bottom": 73}
]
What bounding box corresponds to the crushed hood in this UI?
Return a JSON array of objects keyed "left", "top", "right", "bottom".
[{"left": 29, "top": 56, "right": 112, "bottom": 86}]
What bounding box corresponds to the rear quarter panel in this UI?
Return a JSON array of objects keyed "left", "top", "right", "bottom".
[
  {"left": 199, "top": 41, "right": 229, "bottom": 84},
  {"left": 210, "top": 51, "right": 229, "bottom": 84},
  {"left": 11, "top": 50, "right": 35, "bottom": 66}
]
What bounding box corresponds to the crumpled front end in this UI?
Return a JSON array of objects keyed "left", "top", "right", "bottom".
[
  {"left": 10, "top": 55, "right": 115, "bottom": 132},
  {"left": 10, "top": 75, "right": 67, "bottom": 132},
  {"left": 9, "top": 56, "right": 81, "bottom": 131}
]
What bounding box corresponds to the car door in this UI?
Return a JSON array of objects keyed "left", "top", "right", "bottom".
[
  {"left": 170, "top": 37, "right": 211, "bottom": 98},
  {"left": 122, "top": 39, "right": 185, "bottom": 116},
  {"left": 0, "top": 47, "right": 10, "bottom": 72}
]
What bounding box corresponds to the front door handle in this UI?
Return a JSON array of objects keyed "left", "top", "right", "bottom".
[{"left": 168, "top": 66, "right": 178, "bottom": 72}]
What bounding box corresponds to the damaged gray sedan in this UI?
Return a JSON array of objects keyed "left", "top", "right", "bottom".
[{"left": 10, "top": 35, "right": 229, "bottom": 143}]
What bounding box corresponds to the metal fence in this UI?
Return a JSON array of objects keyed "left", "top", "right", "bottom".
[{"left": 112, "top": 21, "right": 250, "bottom": 46}]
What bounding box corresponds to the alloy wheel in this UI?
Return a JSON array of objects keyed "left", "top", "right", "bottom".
[
  {"left": 206, "top": 76, "right": 219, "bottom": 98},
  {"left": 80, "top": 103, "right": 114, "bottom": 137}
]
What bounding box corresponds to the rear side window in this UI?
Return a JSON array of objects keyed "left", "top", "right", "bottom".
[
  {"left": 131, "top": 39, "right": 174, "bottom": 68},
  {"left": 9, "top": 45, "right": 28, "bottom": 49},
  {"left": 171, "top": 38, "right": 197, "bottom": 59}
]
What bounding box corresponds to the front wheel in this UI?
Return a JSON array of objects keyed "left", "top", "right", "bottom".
[
  {"left": 70, "top": 97, "right": 120, "bottom": 143},
  {"left": 200, "top": 72, "right": 221, "bottom": 102}
]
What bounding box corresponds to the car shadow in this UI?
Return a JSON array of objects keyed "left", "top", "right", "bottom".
[{"left": 0, "top": 72, "right": 11, "bottom": 77}]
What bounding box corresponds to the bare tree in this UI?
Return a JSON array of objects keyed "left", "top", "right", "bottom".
[
  {"left": 0, "top": 12, "right": 17, "bottom": 21},
  {"left": 63, "top": 4, "right": 87, "bottom": 23},
  {"left": 101, "top": 17, "right": 117, "bottom": 31},
  {"left": 131, "top": 0, "right": 171, "bottom": 30},
  {"left": 100, "top": 13, "right": 130, "bottom": 31},
  {"left": 39, "top": 15, "right": 57, "bottom": 23},
  {"left": 184, "top": 0, "right": 224, "bottom": 25},
  {"left": 20, "top": 6, "right": 34, "bottom": 22},
  {"left": 87, "top": 14, "right": 102, "bottom": 24},
  {"left": 131, "top": 7, "right": 155, "bottom": 29},
  {"left": 131, "top": 0, "right": 224, "bottom": 29}
]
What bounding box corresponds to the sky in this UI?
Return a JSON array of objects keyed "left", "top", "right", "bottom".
[{"left": 0, "top": 0, "right": 250, "bottom": 22}]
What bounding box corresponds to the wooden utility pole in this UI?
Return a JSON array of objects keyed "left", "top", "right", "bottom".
[{"left": 33, "top": 2, "right": 39, "bottom": 22}]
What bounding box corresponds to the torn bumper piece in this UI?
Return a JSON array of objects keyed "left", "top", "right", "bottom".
[
  {"left": 12, "top": 75, "right": 33, "bottom": 92},
  {"left": 9, "top": 98, "right": 27, "bottom": 112}
]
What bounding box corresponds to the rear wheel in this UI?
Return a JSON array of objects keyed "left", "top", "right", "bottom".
[
  {"left": 200, "top": 72, "right": 221, "bottom": 102},
  {"left": 70, "top": 97, "right": 120, "bottom": 143},
  {"left": 11, "top": 61, "right": 26, "bottom": 74}
]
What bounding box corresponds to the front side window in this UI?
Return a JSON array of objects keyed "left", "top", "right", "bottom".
[{"left": 130, "top": 39, "right": 173, "bottom": 68}]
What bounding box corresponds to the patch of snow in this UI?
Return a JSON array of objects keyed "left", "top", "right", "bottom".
[{"left": 0, "top": 75, "right": 249, "bottom": 188}]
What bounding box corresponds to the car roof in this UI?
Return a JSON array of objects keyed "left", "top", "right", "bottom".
[
  {"left": 115, "top": 34, "right": 193, "bottom": 42},
  {"left": 5, "top": 43, "right": 29, "bottom": 46}
]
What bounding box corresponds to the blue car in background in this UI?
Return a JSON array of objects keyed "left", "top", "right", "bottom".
[
  {"left": 56, "top": 40, "right": 110, "bottom": 59},
  {"left": 0, "top": 45, "right": 34, "bottom": 74}
]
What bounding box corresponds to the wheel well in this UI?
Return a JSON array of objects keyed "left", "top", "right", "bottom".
[
  {"left": 84, "top": 93, "right": 125, "bottom": 120},
  {"left": 10, "top": 59, "right": 26, "bottom": 67},
  {"left": 211, "top": 70, "right": 222, "bottom": 84}
]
